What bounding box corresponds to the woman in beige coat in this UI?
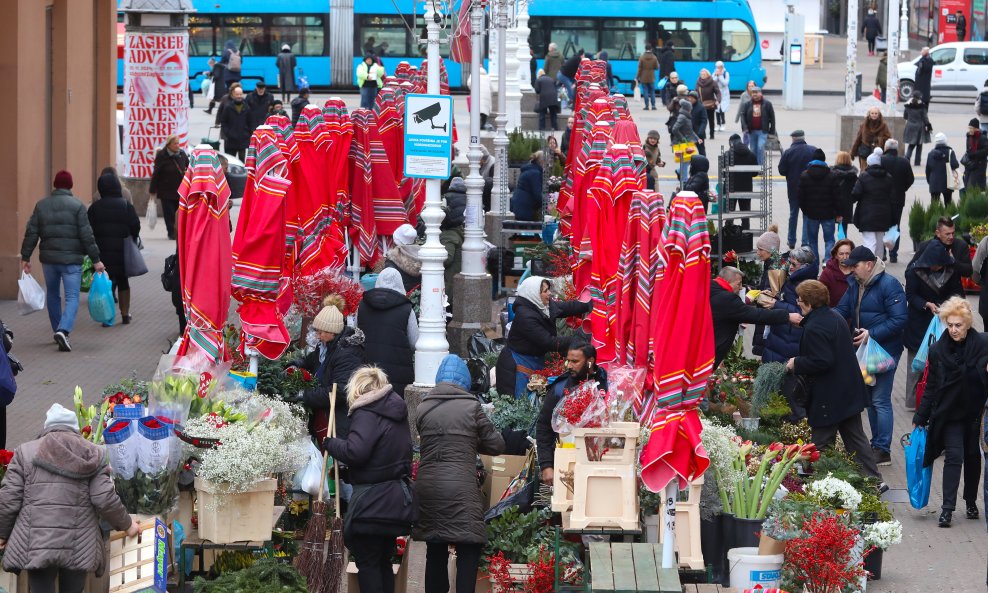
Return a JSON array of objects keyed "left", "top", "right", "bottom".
[{"left": 0, "top": 404, "right": 137, "bottom": 593}]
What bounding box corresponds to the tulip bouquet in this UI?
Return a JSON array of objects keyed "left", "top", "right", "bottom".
[{"left": 723, "top": 438, "right": 820, "bottom": 519}]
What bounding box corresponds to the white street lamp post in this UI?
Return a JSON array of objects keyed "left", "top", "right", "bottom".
[{"left": 461, "top": 0, "right": 486, "bottom": 276}]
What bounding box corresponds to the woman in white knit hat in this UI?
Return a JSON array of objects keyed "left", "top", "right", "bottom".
[
  {"left": 926, "top": 132, "right": 961, "bottom": 206},
  {"left": 382, "top": 224, "right": 422, "bottom": 293},
  {"left": 852, "top": 148, "right": 895, "bottom": 255},
  {"left": 293, "top": 295, "right": 367, "bottom": 443}
]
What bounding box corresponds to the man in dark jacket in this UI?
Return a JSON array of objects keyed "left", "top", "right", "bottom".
[
  {"left": 657, "top": 43, "right": 676, "bottom": 80},
  {"left": 149, "top": 137, "right": 190, "bottom": 240},
  {"left": 727, "top": 134, "right": 758, "bottom": 228},
  {"left": 558, "top": 49, "right": 583, "bottom": 104},
  {"left": 245, "top": 82, "right": 274, "bottom": 132},
  {"left": 598, "top": 51, "right": 614, "bottom": 90},
  {"left": 510, "top": 154, "right": 544, "bottom": 221},
  {"left": 20, "top": 171, "right": 104, "bottom": 352},
  {"left": 788, "top": 280, "right": 882, "bottom": 481},
  {"left": 963, "top": 118, "right": 988, "bottom": 190},
  {"left": 711, "top": 267, "right": 795, "bottom": 368},
  {"left": 913, "top": 216, "right": 973, "bottom": 278},
  {"left": 739, "top": 87, "right": 775, "bottom": 166},
  {"left": 914, "top": 47, "right": 933, "bottom": 105},
  {"left": 876, "top": 140, "right": 914, "bottom": 263},
  {"left": 956, "top": 10, "right": 967, "bottom": 41},
  {"left": 291, "top": 88, "right": 311, "bottom": 125},
  {"left": 536, "top": 343, "right": 608, "bottom": 483},
  {"left": 543, "top": 42, "right": 563, "bottom": 80},
  {"left": 87, "top": 173, "right": 141, "bottom": 325},
  {"left": 797, "top": 148, "right": 838, "bottom": 263},
  {"left": 688, "top": 93, "right": 708, "bottom": 155},
  {"left": 835, "top": 246, "right": 907, "bottom": 465},
  {"left": 534, "top": 70, "right": 560, "bottom": 131},
  {"left": 218, "top": 86, "right": 250, "bottom": 161},
  {"left": 778, "top": 130, "right": 818, "bottom": 250}
]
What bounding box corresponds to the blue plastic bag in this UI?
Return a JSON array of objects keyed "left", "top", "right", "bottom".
[
  {"left": 295, "top": 67, "right": 309, "bottom": 90},
  {"left": 902, "top": 427, "right": 933, "bottom": 509},
  {"left": 911, "top": 315, "right": 944, "bottom": 372},
  {"left": 88, "top": 271, "right": 116, "bottom": 326},
  {"left": 884, "top": 225, "right": 901, "bottom": 248},
  {"left": 836, "top": 222, "right": 846, "bottom": 241}
]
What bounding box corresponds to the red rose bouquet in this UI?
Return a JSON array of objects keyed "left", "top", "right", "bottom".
[{"left": 0, "top": 449, "right": 13, "bottom": 483}]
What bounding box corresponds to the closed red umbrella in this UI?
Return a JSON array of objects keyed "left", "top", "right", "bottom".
[
  {"left": 294, "top": 106, "right": 344, "bottom": 276},
  {"left": 265, "top": 114, "right": 303, "bottom": 313},
  {"left": 321, "top": 98, "right": 354, "bottom": 250},
  {"left": 374, "top": 85, "right": 404, "bottom": 189},
  {"left": 232, "top": 127, "right": 291, "bottom": 360},
  {"left": 571, "top": 101, "right": 616, "bottom": 292},
  {"left": 558, "top": 88, "right": 608, "bottom": 237},
  {"left": 176, "top": 146, "right": 233, "bottom": 363},
  {"left": 348, "top": 108, "right": 404, "bottom": 265},
  {"left": 394, "top": 61, "right": 414, "bottom": 83}
]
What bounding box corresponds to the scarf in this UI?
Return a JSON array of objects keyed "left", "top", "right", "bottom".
[
  {"left": 969, "top": 131, "right": 982, "bottom": 153},
  {"left": 517, "top": 275, "right": 550, "bottom": 318}
]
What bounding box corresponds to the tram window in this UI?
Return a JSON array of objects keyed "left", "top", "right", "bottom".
[
  {"left": 358, "top": 16, "right": 410, "bottom": 57},
  {"left": 721, "top": 19, "right": 755, "bottom": 61},
  {"left": 551, "top": 19, "right": 597, "bottom": 58},
  {"left": 657, "top": 19, "right": 711, "bottom": 61},
  {"left": 529, "top": 19, "right": 547, "bottom": 57},
  {"left": 189, "top": 16, "right": 214, "bottom": 57},
  {"left": 601, "top": 20, "right": 646, "bottom": 60},
  {"left": 271, "top": 16, "right": 326, "bottom": 56},
  {"left": 221, "top": 16, "right": 267, "bottom": 56}
]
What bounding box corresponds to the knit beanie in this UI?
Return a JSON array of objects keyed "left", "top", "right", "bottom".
[
  {"left": 45, "top": 403, "right": 79, "bottom": 431},
  {"left": 866, "top": 148, "right": 883, "bottom": 167},
  {"left": 435, "top": 354, "right": 472, "bottom": 391},
  {"left": 935, "top": 132, "right": 947, "bottom": 145},
  {"left": 53, "top": 170, "right": 73, "bottom": 190},
  {"left": 312, "top": 294, "right": 346, "bottom": 334},
  {"left": 393, "top": 224, "right": 418, "bottom": 246},
  {"left": 811, "top": 148, "right": 826, "bottom": 161},
  {"left": 756, "top": 224, "right": 781, "bottom": 252}
]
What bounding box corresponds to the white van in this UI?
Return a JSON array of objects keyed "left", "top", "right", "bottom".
[{"left": 897, "top": 42, "right": 988, "bottom": 100}]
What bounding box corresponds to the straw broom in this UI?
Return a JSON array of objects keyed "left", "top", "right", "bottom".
[
  {"left": 294, "top": 384, "right": 336, "bottom": 591},
  {"left": 320, "top": 384, "right": 345, "bottom": 593}
]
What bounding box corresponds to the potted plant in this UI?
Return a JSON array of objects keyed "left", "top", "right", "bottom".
[
  {"left": 805, "top": 474, "right": 862, "bottom": 513},
  {"left": 861, "top": 519, "right": 902, "bottom": 580}
]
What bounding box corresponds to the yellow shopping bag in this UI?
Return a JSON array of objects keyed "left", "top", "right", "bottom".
[{"left": 673, "top": 142, "right": 697, "bottom": 163}]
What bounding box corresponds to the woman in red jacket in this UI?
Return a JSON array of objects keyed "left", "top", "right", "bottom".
[{"left": 818, "top": 239, "right": 855, "bottom": 307}]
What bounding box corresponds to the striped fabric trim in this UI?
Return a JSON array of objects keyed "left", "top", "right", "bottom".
[{"left": 178, "top": 147, "right": 231, "bottom": 218}]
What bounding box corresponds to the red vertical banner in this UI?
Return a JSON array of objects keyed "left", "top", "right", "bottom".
[{"left": 124, "top": 31, "right": 190, "bottom": 179}]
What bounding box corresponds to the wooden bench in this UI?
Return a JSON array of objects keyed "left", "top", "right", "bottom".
[{"left": 589, "top": 542, "right": 681, "bottom": 593}]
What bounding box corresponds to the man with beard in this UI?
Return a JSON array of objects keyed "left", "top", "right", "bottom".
[{"left": 536, "top": 343, "right": 608, "bottom": 484}]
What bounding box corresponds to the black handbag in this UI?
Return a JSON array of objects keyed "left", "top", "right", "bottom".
[
  {"left": 789, "top": 373, "right": 815, "bottom": 410},
  {"left": 123, "top": 236, "right": 148, "bottom": 277},
  {"left": 344, "top": 476, "right": 418, "bottom": 539}
]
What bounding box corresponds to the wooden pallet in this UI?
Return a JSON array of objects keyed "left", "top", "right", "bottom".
[{"left": 588, "top": 542, "right": 680, "bottom": 593}]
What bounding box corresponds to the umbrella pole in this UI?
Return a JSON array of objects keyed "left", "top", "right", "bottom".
[
  {"left": 661, "top": 481, "right": 677, "bottom": 568},
  {"left": 245, "top": 346, "right": 259, "bottom": 379}
]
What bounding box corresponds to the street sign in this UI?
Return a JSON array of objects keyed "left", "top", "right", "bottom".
[{"left": 404, "top": 93, "right": 453, "bottom": 179}]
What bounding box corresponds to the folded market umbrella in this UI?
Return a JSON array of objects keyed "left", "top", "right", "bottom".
[
  {"left": 419, "top": 58, "right": 457, "bottom": 143},
  {"left": 176, "top": 145, "right": 233, "bottom": 363},
  {"left": 321, "top": 98, "right": 354, "bottom": 253},
  {"left": 232, "top": 127, "right": 292, "bottom": 360},
  {"left": 265, "top": 114, "right": 303, "bottom": 313},
  {"left": 394, "top": 61, "right": 414, "bottom": 83},
  {"left": 348, "top": 108, "right": 404, "bottom": 266},
  {"left": 558, "top": 86, "right": 608, "bottom": 238},
  {"left": 374, "top": 85, "right": 405, "bottom": 190},
  {"left": 571, "top": 100, "right": 616, "bottom": 292},
  {"left": 295, "top": 106, "right": 345, "bottom": 276}
]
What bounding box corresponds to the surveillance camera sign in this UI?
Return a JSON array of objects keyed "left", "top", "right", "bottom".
[{"left": 404, "top": 94, "right": 453, "bottom": 179}]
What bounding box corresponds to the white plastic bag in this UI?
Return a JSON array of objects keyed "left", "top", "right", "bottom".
[
  {"left": 146, "top": 200, "right": 158, "bottom": 231},
  {"left": 294, "top": 440, "right": 330, "bottom": 498},
  {"left": 17, "top": 271, "right": 45, "bottom": 315}
]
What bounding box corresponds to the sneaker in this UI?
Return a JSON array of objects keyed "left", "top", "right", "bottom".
[
  {"left": 54, "top": 331, "right": 71, "bottom": 352},
  {"left": 967, "top": 504, "right": 980, "bottom": 520},
  {"left": 939, "top": 510, "right": 952, "bottom": 528},
  {"left": 874, "top": 448, "right": 892, "bottom": 466}
]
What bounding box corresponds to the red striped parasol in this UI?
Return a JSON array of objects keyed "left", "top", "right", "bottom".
[
  {"left": 176, "top": 146, "right": 233, "bottom": 363},
  {"left": 374, "top": 85, "right": 405, "bottom": 190},
  {"left": 348, "top": 109, "right": 404, "bottom": 265},
  {"left": 571, "top": 100, "right": 616, "bottom": 292},
  {"left": 394, "top": 61, "right": 414, "bottom": 83},
  {"left": 419, "top": 59, "right": 457, "bottom": 143},
  {"left": 265, "top": 114, "right": 303, "bottom": 313},
  {"left": 321, "top": 98, "right": 354, "bottom": 256},
  {"left": 232, "top": 127, "right": 291, "bottom": 360},
  {"left": 449, "top": 0, "right": 473, "bottom": 64},
  {"left": 294, "top": 106, "right": 344, "bottom": 276},
  {"left": 558, "top": 86, "right": 607, "bottom": 237}
]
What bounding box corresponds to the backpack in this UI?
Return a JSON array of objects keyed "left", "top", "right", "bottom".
[
  {"left": 979, "top": 91, "right": 988, "bottom": 116},
  {"left": 228, "top": 50, "right": 242, "bottom": 73},
  {"left": 162, "top": 254, "right": 179, "bottom": 292}
]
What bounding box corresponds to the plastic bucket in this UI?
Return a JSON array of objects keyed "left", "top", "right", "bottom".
[{"left": 727, "top": 547, "right": 783, "bottom": 590}]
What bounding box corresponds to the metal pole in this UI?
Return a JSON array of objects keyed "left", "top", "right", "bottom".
[
  {"left": 899, "top": 0, "right": 909, "bottom": 53},
  {"left": 461, "top": 0, "right": 486, "bottom": 276},
  {"left": 886, "top": 0, "right": 900, "bottom": 114},
  {"left": 846, "top": 0, "right": 859, "bottom": 109},
  {"left": 660, "top": 482, "right": 677, "bottom": 568},
  {"left": 493, "top": 0, "right": 510, "bottom": 216},
  {"left": 413, "top": 0, "right": 450, "bottom": 387},
  {"left": 504, "top": 0, "right": 521, "bottom": 130}
]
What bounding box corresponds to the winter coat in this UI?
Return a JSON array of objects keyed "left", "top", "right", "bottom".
[
  {"left": 903, "top": 102, "right": 932, "bottom": 145},
  {"left": 904, "top": 242, "right": 963, "bottom": 351},
  {"left": 696, "top": 76, "right": 721, "bottom": 110},
  {"left": 862, "top": 14, "right": 882, "bottom": 40},
  {"left": 299, "top": 326, "right": 367, "bottom": 439},
  {"left": 876, "top": 55, "right": 888, "bottom": 91},
  {"left": 797, "top": 162, "right": 838, "bottom": 220},
  {"left": 510, "top": 161, "right": 543, "bottom": 221},
  {"left": 535, "top": 74, "right": 560, "bottom": 112},
  {"left": 20, "top": 189, "right": 100, "bottom": 265},
  {"left": 914, "top": 55, "right": 934, "bottom": 99},
  {"left": 536, "top": 369, "right": 609, "bottom": 470},
  {"left": 850, "top": 119, "right": 892, "bottom": 161},
  {"left": 963, "top": 131, "right": 988, "bottom": 182},
  {"left": 793, "top": 306, "right": 870, "bottom": 428},
  {"left": 835, "top": 259, "right": 908, "bottom": 359},
  {"left": 925, "top": 144, "right": 960, "bottom": 194},
  {"left": 658, "top": 46, "right": 676, "bottom": 79},
  {"left": 86, "top": 177, "right": 140, "bottom": 278},
  {"left": 560, "top": 54, "right": 582, "bottom": 80},
  {"left": 218, "top": 100, "right": 251, "bottom": 151},
  {"left": 727, "top": 143, "right": 758, "bottom": 192},
  {"left": 291, "top": 96, "right": 309, "bottom": 125},
  {"left": 819, "top": 257, "right": 852, "bottom": 308},
  {"left": 713, "top": 70, "right": 731, "bottom": 112},
  {"left": 880, "top": 150, "right": 915, "bottom": 223},
  {"left": 384, "top": 245, "right": 422, "bottom": 292},
  {"left": 246, "top": 90, "right": 274, "bottom": 131},
  {"left": 357, "top": 288, "right": 415, "bottom": 392},
  {"left": 914, "top": 330, "right": 988, "bottom": 467},
  {"left": 671, "top": 101, "right": 700, "bottom": 144},
  {"left": 323, "top": 388, "right": 414, "bottom": 537},
  {"left": 830, "top": 164, "right": 858, "bottom": 222},
  {"left": 0, "top": 426, "right": 132, "bottom": 576},
  {"left": 356, "top": 62, "right": 385, "bottom": 89},
  {"left": 442, "top": 177, "right": 467, "bottom": 230},
  {"left": 710, "top": 278, "right": 788, "bottom": 369},
  {"left": 543, "top": 49, "right": 564, "bottom": 80},
  {"left": 683, "top": 155, "right": 710, "bottom": 208},
  {"left": 495, "top": 298, "right": 591, "bottom": 396},
  {"left": 915, "top": 237, "right": 973, "bottom": 278},
  {"left": 973, "top": 236, "right": 988, "bottom": 321},
  {"left": 636, "top": 52, "right": 659, "bottom": 85},
  {"left": 690, "top": 100, "right": 708, "bottom": 139},
  {"left": 851, "top": 164, "right": 895, "bottom": 231},
  {"left": 467, "top": 69, "right": 493, "bottom": 116},
  {"left": 277, "top": 50, "right": 298, "bottom": 92},
  {"left": 739, "top": 98, "right": 776, "bottom": 134},
  {"left": 414, "top": 383, "right": 505, "bottom": 544},
  {"left": 779, "top": 139, "right": 819, "bottom": 205},
  {"left": 763, "top": 263, "right": 819, "bottom": 363},
  {"left": 148, "top": 149, "right": 190, "bottom": 203}
]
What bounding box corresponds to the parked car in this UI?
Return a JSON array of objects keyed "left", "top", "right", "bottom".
[{"left": 897, "top": 42, "right": 988, "bottom": 100}]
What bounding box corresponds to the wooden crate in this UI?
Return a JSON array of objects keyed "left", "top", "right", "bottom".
[
  {"left": 588, "top": 542, "right": 679, "bottom": 593},
  {"left": 195, "top": 477, "right": 277, "bottom": 544},
  {"left": 551, "top": 447, "right": 577, "bottom": 512},
  {"left": 108, "top": 516, "right": 159, "bottom": 593}
]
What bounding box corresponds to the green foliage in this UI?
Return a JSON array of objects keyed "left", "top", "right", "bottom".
[
  {"left": 734, "top": 424, "right": 782, "bottom": 445},
  {"left": 100, "top": 372, "right": 150, "bottom": 400},
  {"left": 193, "top": 558, "right": 307, "bottom": 593},
  {"left": 808, "top": 448, "right": 876, "bottom": 492},
  {"left": 908, "top": 201, "right": 927, "bottom": 245},
  {"left": 508, "top": 129, "right": 544, "bottom": 163},
  {"left": 752, "top": 363, "right": 787, "bottom": 419},
  {"left": 484, "top": 506, "right": 554, "bottom": 564},
  {"left": 961, "top": 188, "right": 988, "bottom": 222},
  {"left": 759, "top": 393, "right": 793, "bottom": 427},
  {"left": 856, "top": 491, "right": 894, "bottom": 522},
  {"left": 485, "top": 392, "right": 540, "bottom": 432}
]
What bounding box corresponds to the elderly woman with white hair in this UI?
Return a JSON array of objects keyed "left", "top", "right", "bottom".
[
  {"left": 926, "top": 132, "right": 961, "bottom": 205},
  {"left": 383, "top": 224, "right": 422, "bottom": 293},
  {"left": 712, "top": 61, "right": 730, "bottom": 132}
]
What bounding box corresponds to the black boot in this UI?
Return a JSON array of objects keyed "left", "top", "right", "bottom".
[
  {"left": 968, "top": 503, "right": 980, "bottom": 520},
  {"left": 939, "top": 510, "right": 952, "bottom": 527}
]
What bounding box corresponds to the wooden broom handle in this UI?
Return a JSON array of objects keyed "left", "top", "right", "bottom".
[{"left": 328, "top": 384, "right": 341, "bottom": 518}]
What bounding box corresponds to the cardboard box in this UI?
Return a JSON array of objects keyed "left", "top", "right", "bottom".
[
  {"left": 195, "top": 477, "right": 277, "bottom": 544},
  {"left": 503, "top": 274, "right": 521, "bottom": 290},
  {"left": 480, "top": 454, "right": 530, "bottom": 507}
]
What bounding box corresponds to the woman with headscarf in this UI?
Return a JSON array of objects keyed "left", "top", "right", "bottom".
[
  {"left": 91, "top": 167, "right": 133, "bottom": 203},
  {"left": 712, "top": 62, "right": 730, "bottom": 132},
  {"left": 643, "top": 130, "right": 665, "bottom": 191},
  {"left": 383, "top": 224, "right": 422, "bottom": 293},
  {"left": 903, "top": 92, "right": 932, "bottom": 166},
  {"left": 695, "top": 68, "right": 721, "bottom": 139},
  {"left": 926, "top": 133, "right": 961, "bottom": 205},
  {"left": 357, "top": 268, "right": 418, "bottom": 398},
  {"left": 87, "top": 173, "right": 141, "bottom": 325},
  {"left": 495, "top": 276, "right": 591, "bottom": 398},
  {"left": 850, "top": 107, "right": 892, "bottom": 170}
]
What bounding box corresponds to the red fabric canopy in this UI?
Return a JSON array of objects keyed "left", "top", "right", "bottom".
[
  {"left": 176, "top": 146, "right": 233, "bottom": 363},
  {"left": 571, "top": 102, "right": 616, "bottom": 292},
  {"left": 394, "top": 62, "right": 415, "bottom": 83},
  {"left": 264, "top": 114, "right": 302, "bottom": 313},
  {"left": 374, "top": 85, "right": 405, "bottom": 189},
  {"left": 321, "top": 98, "right": 354, "bottom": 262}
]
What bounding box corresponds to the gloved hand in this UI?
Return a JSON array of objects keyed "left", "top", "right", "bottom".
[{"left": 282, "top": 390, "right": 304, "bottom": 404}]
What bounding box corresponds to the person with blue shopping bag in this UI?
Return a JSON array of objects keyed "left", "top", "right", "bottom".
[{"left": 913, "top": 297, "right": 988, "bottom": 528}]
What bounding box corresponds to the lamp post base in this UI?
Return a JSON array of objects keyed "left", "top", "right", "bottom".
[{"left": 448, "top": 272, "right": 496, "bottom": 357}]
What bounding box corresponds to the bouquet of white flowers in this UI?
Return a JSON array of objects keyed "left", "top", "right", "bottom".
[
  {"left": 806, "top": 474, "right": 862, "bottom": 511},
  {"left": 862, "top": 520, "right": 903, "bottom": 550}
]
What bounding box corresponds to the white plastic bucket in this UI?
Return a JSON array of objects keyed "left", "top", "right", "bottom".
[{"left": 728, "top": 546, "right": 784, "bottom": 590}]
